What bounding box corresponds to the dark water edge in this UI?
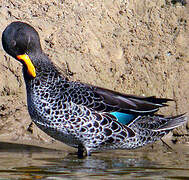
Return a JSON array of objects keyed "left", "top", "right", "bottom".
[{"left": 0, "top": 142, "right": 189, "bottom": 179}]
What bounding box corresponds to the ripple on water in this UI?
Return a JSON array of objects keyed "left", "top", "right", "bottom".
[{"left": 0, "top": 142, "right": 189, "bottom": 179}]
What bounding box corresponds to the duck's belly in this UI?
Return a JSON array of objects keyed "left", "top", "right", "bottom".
[{"left": 33, "top": 119, "right": 82, "bottom": 148}]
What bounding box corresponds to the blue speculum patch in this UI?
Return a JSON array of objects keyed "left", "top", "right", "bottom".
[{"left": 110, "top": 112, "right": 135, "bottom": 125}]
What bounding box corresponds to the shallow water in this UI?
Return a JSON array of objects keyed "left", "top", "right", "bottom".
[{"left": 0, "top": 142, "right": 189, "bottom": 179}]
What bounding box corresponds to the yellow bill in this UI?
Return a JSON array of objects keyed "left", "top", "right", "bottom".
[{"left": 17, "top": 54, "right": 36, "bottom": 78}]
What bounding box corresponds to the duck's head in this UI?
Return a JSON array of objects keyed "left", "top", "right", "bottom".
[{"left": 2, "top": 21, "right": 42, "bottom": 78}]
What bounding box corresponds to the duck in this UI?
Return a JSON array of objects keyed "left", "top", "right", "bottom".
[{"left": 2, "top": 21, "right": 187, "bottom": 157}]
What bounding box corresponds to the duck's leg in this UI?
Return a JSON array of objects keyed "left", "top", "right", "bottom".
[{"left": 77, "top": 145, "right": 84, "bottom": 158}]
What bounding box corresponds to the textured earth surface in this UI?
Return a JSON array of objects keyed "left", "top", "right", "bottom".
[{"left": 0, "top": 0, "right": 189, "bottom": 151}]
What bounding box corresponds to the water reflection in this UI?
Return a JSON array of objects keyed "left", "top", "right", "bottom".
[{"left": 0, "top": 142, "right": 189, "bottom": 179}]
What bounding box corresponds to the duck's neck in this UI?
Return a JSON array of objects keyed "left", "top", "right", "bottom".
[
  {"left": 23, "top": 53, "right": 67, "bottom": 89},
  {"left": 23, "top": 53, "right": 53, "bottom": 79}
]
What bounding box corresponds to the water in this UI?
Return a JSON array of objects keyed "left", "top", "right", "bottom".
[{"left": 0, "top": 142, "right": 189, "bottom": 179}]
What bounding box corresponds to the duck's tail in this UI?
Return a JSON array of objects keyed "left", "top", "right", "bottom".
[
  {"left": 152, "top": 114, "right": 187, "bottom": 132},
  {"left": 124, "top": 114, "right": 188, "bottom": 149}
]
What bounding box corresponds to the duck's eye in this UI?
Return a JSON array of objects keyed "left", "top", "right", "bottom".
[{"left": 11, "top": 40, "right": 16, "bottom": 47}]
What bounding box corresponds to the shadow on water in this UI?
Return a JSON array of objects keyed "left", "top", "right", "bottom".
[{"left": 0, "top": 142, "right": 189, "bottom": 179}]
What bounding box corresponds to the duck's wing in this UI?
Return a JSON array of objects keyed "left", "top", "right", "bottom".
[
  {"left": 94, "top": 86, "right": 171, "bottom": 113},
  {"left": 66, "top": 81, "right": 172, "bottom": 115}
]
